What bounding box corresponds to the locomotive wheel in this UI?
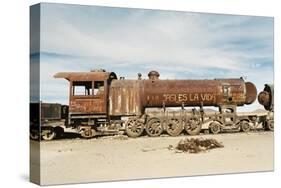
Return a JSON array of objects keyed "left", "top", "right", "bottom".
[
  {"left": 42, "top": 129, "right": 56, "bottom": 141},
  {"left": 166, "top": 118, "right": 183, "bottom": 136},
  {"left": 209, "top": 121, "right": 221, "bottom": 134},
  {"left": 125, "top": 118, "right": 144, "bottom": 138},
  {"left": 80, "top": 128, "right": 96, "bottom": 138},
  {"left": 240, "top": 120, "right": 251, "bottom": 132},
  {"left": 185, "top": 117, "right": 202, "bottom": 135},
  {"left": 146, "top": 117, "right": 163, "bottom": 137},
  {"left": 265, "top": 120, "right": 274, "bottom": 131}
]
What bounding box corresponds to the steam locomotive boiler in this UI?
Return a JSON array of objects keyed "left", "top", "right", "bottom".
[{"left": 50, "top": 69, "right": 258, "bottom": 139}]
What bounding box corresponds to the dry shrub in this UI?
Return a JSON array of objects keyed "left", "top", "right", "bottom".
[{"left": 175, "top": 138, "right": 224, "bottom": 153}]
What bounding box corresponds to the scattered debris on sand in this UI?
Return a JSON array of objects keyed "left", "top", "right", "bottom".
[
  {"left": 171, "top": 138, "right": 224, "bottom": 153},
  {"left": 142, "top": 147, "right": 167, "bottom": 152},
  {"left": 112, "top": 135, "right": 129, "bottom": 140},
  {"left": 141, "top": 138, "right": 223, "bottom": 154}
]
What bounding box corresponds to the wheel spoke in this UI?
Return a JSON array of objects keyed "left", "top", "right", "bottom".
[
  {"left": 185, "top": 117, "right": 202, "bottom": 135},
  {"left": 240, "top": 120, "right": 250, "bottom": 132},
  {"left": 166, "top": 118, "right": 182, "bottom": 136},
  {"left": 125, "top": 118, "right": 144, "bottom": 138},
  {"left": 146, "top": 118, "right": 163, "bottom": 137},
  {"left": 42, "top": 130, "right": 56, "bottom": 141},
  {"left": 209, "top": 121, "right": 221, "bottom": 134}
]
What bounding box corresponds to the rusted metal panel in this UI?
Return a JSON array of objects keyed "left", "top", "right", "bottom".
[
  {"left": 144, "top": 80, "right": 219, "bottom": 107},
  {"left": 245, "top": 82, "right": 258, "bottom": 104},
  {"left": 142, "top": 78, "right": 256, "bottom": 108},
  {"left": 54, "top": 71, "right": 117, "bottom": 81},
  {"left": 215, "top": 79, "right": 246, "bottom": 106},
  {"left": 69, "top": 98, "right": 105, "bottom": 114},
  {"left": 109, "top": 80, "right": 143, "bottom": 116},
  {"left": 109, "top": 77, "right": 256, "bottom": 116}
]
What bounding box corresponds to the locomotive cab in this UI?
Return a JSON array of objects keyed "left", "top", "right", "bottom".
[
  {"left": 70, "top": 80, "right": 105, "bottom": 114},
  {"left": 54, "top": 70, "right": 117, "bottom": 118}
]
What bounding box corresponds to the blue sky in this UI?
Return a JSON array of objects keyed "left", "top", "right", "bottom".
[{"left": 31, "top": 3, "right": 274, "bottom": 111}]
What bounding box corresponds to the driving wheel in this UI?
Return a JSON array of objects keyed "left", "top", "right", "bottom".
[
  {"left": 125, "top": 118, "right": 144, "bottom": 138},
  {"left": 42, "top": 129, "right": 56, "bottom": 141},
  {"left": 166, "top": 118, "right": 183, "bottom": 136},
  {"left": 240, "top": 120, "right": 251, "bottom": 132},
  {"left": 185, "top": 117, "right": 202, "bottom": 135},
  {"left": 145, "top": 117, "right": 163, "bottom": 137},
  {"left": 209, "top": 121, "right": 221, "bottom": 134}
]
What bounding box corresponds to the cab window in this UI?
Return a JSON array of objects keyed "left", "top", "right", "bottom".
[
  {"left": 72, "top": 81, "right": 92, "bottom": 96},
  {"left": 94, "top": 81, "right": 104, "bottom": 96}
]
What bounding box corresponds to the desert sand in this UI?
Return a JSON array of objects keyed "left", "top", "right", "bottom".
[{"left": 30, "top": 131, "right": 274, "bottom": 185}]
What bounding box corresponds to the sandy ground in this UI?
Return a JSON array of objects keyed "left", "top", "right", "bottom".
[{"left": 30, "top": 131, "right": 274, "bottom": 185}]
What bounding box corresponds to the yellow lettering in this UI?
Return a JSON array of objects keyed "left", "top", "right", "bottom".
[
  {"left": 178, "top": 94, "right": 187, "bottom": 102},
  {"left": 190, "top": 94, "right": 199, "bottom": 101}
]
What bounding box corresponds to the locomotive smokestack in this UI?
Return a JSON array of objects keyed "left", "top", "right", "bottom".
[
  {"left": 148, "top": 70, "right": 160, "bottom": 80},
  {"left": 138, "top": 73, "right": 142, "bottom": 80}
]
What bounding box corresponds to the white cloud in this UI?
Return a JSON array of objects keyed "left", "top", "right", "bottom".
[
  {"left": 40, "top": 6, "right": 271, "bottom": 71},
  {"left": 36, "top": 4, "right": 273, "bottom": 111}
]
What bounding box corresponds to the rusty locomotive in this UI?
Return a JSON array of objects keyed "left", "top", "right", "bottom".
[{"left": 30, "top": 70, "right": 274, "bottom": 140}]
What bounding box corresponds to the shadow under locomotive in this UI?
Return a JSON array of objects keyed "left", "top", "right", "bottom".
[{"left": 30, "top": 70, "right": 274, "bottom": 141}]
